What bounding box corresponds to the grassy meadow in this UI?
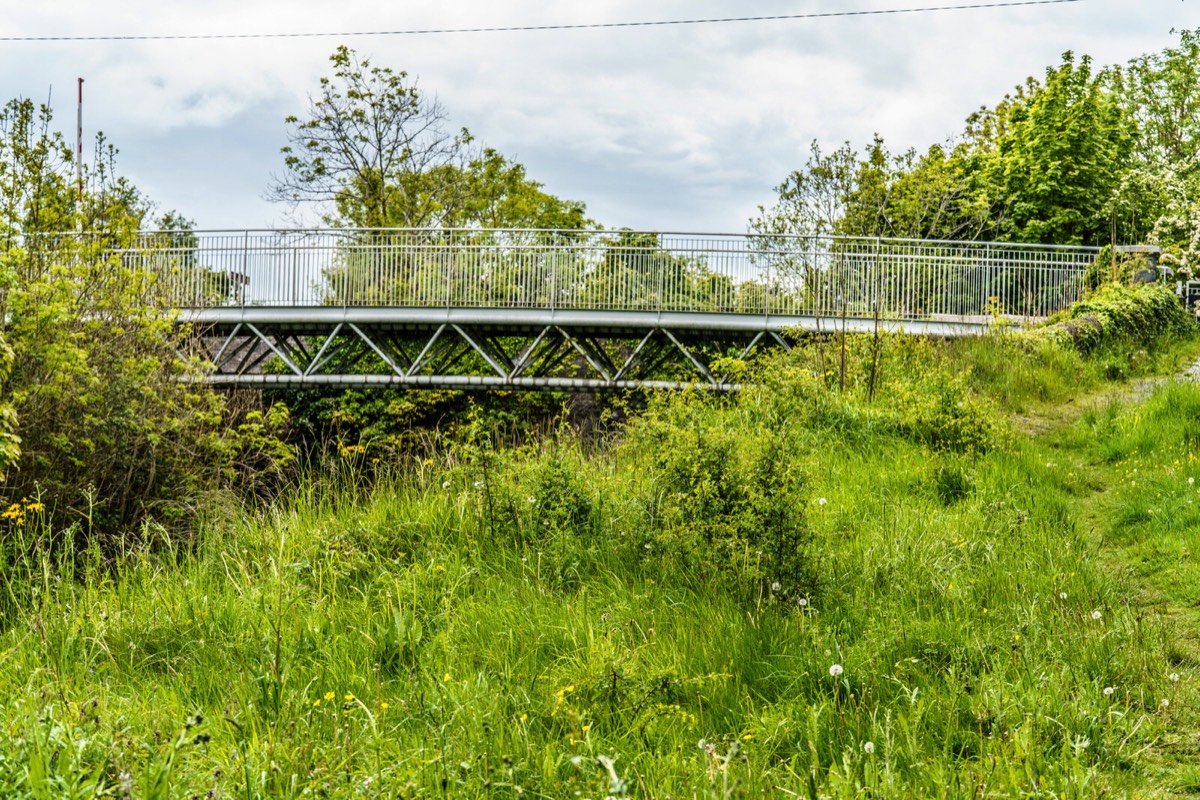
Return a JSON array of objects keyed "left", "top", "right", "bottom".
[{"left": 1, "top": 307, "right": 1199, "bottom": 798}]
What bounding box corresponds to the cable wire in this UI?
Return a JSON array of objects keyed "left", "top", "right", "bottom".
[{"left": 1, "top": 0, "right": 1087, "bottom": 42}]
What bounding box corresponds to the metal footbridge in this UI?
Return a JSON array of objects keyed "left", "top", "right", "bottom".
[{"left": 114, "top": 228, "right": 1095, "bottom": 391}]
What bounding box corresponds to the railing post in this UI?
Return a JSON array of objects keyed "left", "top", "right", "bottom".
[
  {"left": 241, "top": 230, "right": 249, "bottom": 309},
  {"left": 656, "top": 238, "right": 664, "bottom": 315}
]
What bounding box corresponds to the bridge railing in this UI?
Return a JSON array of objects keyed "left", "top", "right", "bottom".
[{"left": 28, "top": 229, "right": 1098, "bottom": 321}]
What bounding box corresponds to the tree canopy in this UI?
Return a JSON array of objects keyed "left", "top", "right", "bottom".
[
  {"left": 270, "top": 46, "right": 588, "bottom": 230},
  {"left": 754, "top": 33, "right": 1200, "bottom": 262}
]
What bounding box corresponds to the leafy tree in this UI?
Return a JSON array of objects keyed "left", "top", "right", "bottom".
[
  {"left": 269, "top": 45, "right": 469, "bottom": 228},
  {"left": 1126, "top": 28, "right": 1200, "bottom": 171},
  {"left": 271, "top": 46, "right": 588, "bottom": 231},
  {"left": 968, "top": 52, "right": 1136, "bottom": 245},
  {"left": 448, "top": 148, "right": 588, "bottom": 230},
  {"left": 756, "top": 52, "right": 1146, "bottom": 249},
  {"left": 750, "top": 141, "right": 861, "bottom": 240},
  {"left": 1126, "top": 28, "right": 1200, "bottom": 275},
  {"left": 0, "top": 97, "right": 292, "bottom": 535}
]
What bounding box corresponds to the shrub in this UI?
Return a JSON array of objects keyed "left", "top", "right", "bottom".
[
  {"left": 1041, "top": 282, "right": 1195, "bottom": 353},
  {"left": 0, "top": 239, "right": 293, "bottom": 538},
  {"left": 626, "top": 390, "right": 815, "bottom": 599}
]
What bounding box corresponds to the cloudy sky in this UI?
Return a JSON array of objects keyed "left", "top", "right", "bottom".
[{"left": 3, "top": 0, "right": 1199, "bottom": 233}]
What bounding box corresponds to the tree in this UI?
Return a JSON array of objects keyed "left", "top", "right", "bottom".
[
  {"left": 1127, "top": 28, "right": 1200, "bottom": 172},
  {"left": 270, "top": 45, "right": 468, "bottom": 228},
  {"left": 0, "top": 97, "right": 291, "bottom": 534},
  {"left": 749, "top": 141, "right": 861, "bottom": 240},
  {"left": 271, "top": 46, "right": 588, "bottom": 231},
  {"left": 965, "top": 53, "right": 1136, "bottom": 245}
]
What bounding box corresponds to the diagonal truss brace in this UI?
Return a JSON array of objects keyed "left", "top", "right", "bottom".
[{"left": 194, "top": 320, "right": 791, "bottom": 391}]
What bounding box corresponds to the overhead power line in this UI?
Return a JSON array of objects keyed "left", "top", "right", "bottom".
[{"left": 1, "top": 0, "right": 1086, "bottom": 42}]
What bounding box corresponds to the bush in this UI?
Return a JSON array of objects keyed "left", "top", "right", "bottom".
[
  {"left": 625, "top": 390, "right": 815, "bottom": 599},
  {"left": 0, "top": 239, "right": 293, "bottom": 538},
  {"left": 1041, "top": 282, "right": 1195, "bottom": 353}
]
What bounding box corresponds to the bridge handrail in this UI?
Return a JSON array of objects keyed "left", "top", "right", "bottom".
[{"left": 18, "top": 228, "right": 1099, "bottom": 322}]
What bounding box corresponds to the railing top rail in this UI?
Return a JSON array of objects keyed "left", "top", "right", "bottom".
[{"left": 25, "top": 227, "right": 1106, "bottom": 253}]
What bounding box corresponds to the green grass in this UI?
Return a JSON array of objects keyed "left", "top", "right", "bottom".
[{"left": 1, "top": 325, "right": 1199, "bottom": 798}]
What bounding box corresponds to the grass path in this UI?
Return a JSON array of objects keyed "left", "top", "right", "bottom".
[{"left": 1025, "top": 350, "right": 1200, "bottom": 797}]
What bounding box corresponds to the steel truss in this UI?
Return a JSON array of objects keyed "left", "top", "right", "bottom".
[{"left": 192, "top": 317, "right": 796, "bottom": 392}]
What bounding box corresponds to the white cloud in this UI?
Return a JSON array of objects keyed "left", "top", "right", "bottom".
[{"left": 2, "top": 0, "right": 1199, "bottom": 232}]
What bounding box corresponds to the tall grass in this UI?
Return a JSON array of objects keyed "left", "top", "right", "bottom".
[{"left": 0, "top": 309, "right": 1197, "bottom": 797}]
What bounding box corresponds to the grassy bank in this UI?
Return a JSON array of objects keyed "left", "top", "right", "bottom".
[{"left": 1, "top": 287, "right": 1198, "bottom": 798}]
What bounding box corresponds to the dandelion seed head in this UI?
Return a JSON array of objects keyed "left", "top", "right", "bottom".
[
  {"left": 829, "top": 664, "right": 844, "bottom": 678},
  {"left": 863, "top": 741, "right": 875, "bottom": 754},
  {"left": 1170, "top": 672, "right": 1180, "bottom": 682},
  {"left": 1104, "top": 686, "right": 1115, "bottom": 696},
  {"left": 1091, "top": 610, "right": 1103, "bottom": 620}
]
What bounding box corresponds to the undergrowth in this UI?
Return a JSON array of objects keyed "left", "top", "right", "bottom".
[{"left": 0, "top": 284, "right": 1196, "bottom": 797}]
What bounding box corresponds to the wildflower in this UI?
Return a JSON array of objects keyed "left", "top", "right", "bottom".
[
  {"left": 313, "top": 700, "right": 320, "bottom": 707},
  {"left": 582, "top": 725, "right": 591, "bottom": 733},
  {"left": 1104, "top": 686, "right": 1115, "bottom": 696},
  {"left": 474, "top": 480, "right": 484, "bottom": 489},
  {"left": 1091, "top": 610, "right": 1103, "bottom": 620},
  {"left": 443, "top": 673, "right": 450, "bottom": 683},
  {"left": 863, "top": 741, "right": 875, "bottom": 755},
  {"left": 381, "top": 702, "right": 389, "bottom": 710},
  {"left": 324, "top": 691, "right": 335, "bottom": 701},
  {"left": 1059, "top": 592, "right": 1068, "bottom": 600},
  {"left": 798, "top": 597, "right": 808, "bottom": 608},
  {"left": 829, "top": 664, "right": 844, "bottom": 678},
  {"left": 1170, "top": 673, "right": 1180, "bottom": 683},
  {"left": 344, "top": 693, "right": 354, "bottom": 702},
  {"left": 818, "top": 497, "right": 827, "bottom": 506},
  {"left": 770, "top": 582, "right": 781, "bottom": 593},
  {"left": 1161, "top": 699, "right": 1170, "bottom": 709}
]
